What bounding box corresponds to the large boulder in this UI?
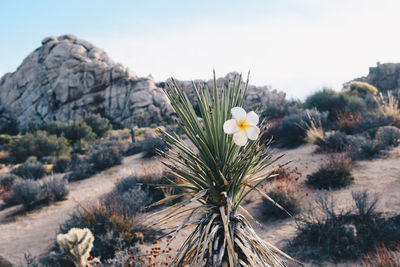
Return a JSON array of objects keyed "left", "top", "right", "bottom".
[
  {"left": 0, "top": 35, "right": 173, "bottom": 132},
  {"left": 346, "top": 62, "right": 400, "bottom": 92}
]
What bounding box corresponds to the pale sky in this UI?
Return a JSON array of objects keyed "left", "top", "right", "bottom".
[{"left": 1, "top": 0, "right": 400, "bottom": 99}]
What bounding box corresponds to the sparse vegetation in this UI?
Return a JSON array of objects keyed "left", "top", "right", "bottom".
[
  {"left": 5, "top": 176, "right": 68, "bottom": 209},
  {"left": 287, "top": 191, "right": 400, "bottom": 261},
  {"left": 307, "top": 155, "right": 354, "bottom": 189},
  {"left": 9, "top": 131, "right": 71, "bottom": 163},
  {"left": 11, "top": 160, "right": 47, "bottom": 180}
]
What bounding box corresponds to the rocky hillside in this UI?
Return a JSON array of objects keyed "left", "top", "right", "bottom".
[
  {"left": 0, "top": 34, "right": 173, "bottom": 132},
  {"left": 348, "top": 62, "right": 400, "bottom": 92},
  {"left": 0, "top": 35, "right": 287, "bottom": 133}
]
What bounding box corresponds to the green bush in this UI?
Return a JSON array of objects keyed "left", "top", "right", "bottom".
[
  {"left": 62, "top": 120, "right": 96, "bottom": 145},
  {"left": 84, "top": 114, "right": 112, "bottom": 138},
  {"left": 305, "top": 88, "right": 366, "bottom": 120},
  {"left": 10, "top": 131, "right": 71, "bottom": 163},
  {"left": 53, "top": 156, "right": 72, "bottom": 173}
]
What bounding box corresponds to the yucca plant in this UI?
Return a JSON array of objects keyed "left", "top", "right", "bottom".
[{"left": 155, "top": 72, "right": 297, "bottom": 266}]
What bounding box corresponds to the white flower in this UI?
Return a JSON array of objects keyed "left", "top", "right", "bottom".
[{"left": 223, "top": 107, "right": 260, "bottom": 146}]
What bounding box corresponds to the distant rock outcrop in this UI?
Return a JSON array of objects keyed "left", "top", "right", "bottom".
[
  {"left": 160, "top": 72, "right": 286, "bottom": 116},
  {"left": 0, "top": 35, "right": 173, "bottom": 131},
  {"left": 348, "top": 62, "right": 400, "bottom": 92}
]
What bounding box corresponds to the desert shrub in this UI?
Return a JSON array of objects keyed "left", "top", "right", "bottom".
[
  {"left": 11, "top": 160, "right": 47, "bottom": 180},
  {"left": 9, "top": 131, "right": 71, "bottom": 163},
  {"left": 83, "top": 114, "right": 112, "bottom": 138},
  {"left": 125, "top": 142, "right": 143, "bottom": 156},
  {"left": 53, "top": 156, "right": 71, "bottom": 173},
  {"left": 62, "top": 120, "right": 97, "bottom": 146},
  {"left": 307, "top": 155, "right": 354, "bottom": 189},
  {"left": 263, "top": 185, "right": 301, "bottom": 219},
  {"left": 336, "top": 112, "right": 364, "bottom": 134},
  {"left": 261, "top": 167, "right": 302, "bottom": 219},
  {"left": 376, "top": 91, "right": 400, "bottom": 120},
  {"left": 56, "top": 190, "right": 162, "bottom": 261},
  {"left": 316, "top": 132, "right": 380, "bottom": 160},
  {"left": 141, "top": 137, "right": 168, "bottom": 158},
  {"left": 347, "top": 81, "right": 378, "bottom": 96},
  {"left": 40, "top": 120, "right": 64, "bottom": 136},
  {"left": 305, "top": 88, "right": 366, "bottom": 121},
  {"left": 66, "top": 157, "right": 95, "bottom": 182},
  {"left": 87, "top": 139, "right": 126, "bottom": 171},
  {"left": 277, "top": 109, "right": 328, "bottom": 147},
  {"left": 89, "top": 145, "right": 123, "bottom": 171},
  {"left": 0, "top": 134, "right": 12, "bottom": 146},
  {"left": 0, "top": 173, "right": 20, "bottom": 201},
  {"left": 44, "top": 177, "right": 69, "bottom": 202},
  {"left": 374, "top": 126, "right": 400, "bottom": 150},
  {"left": 6, "top": 177, "right": 68, "bottom": 209},
  {"left": 9, "top": 179, "right": 43, "bottom": 208},
  {"left": 361, "top": 243, "right": 400, "bottom": 267},
  {"left": 104, "top": 176, "right": 154, "bottom": 216},
  {"left": 287, "top": 192, "right": 400, "bottom": 261}
]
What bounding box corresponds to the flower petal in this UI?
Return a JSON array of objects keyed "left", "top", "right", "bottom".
[
  {"left": 223, "top": 119, "right": 238, "bottom": 134},
  {"left": 246, "top": 126, "right": 260, "bottom": 140},
  {"left": 233, "top": 131, "right": 248, "bottom": 146},
  {"left": 231, "top": 107, "right": 246, "bottom": 120},
  {"left": 246, "top": 111, "right": 259, "bottom": 126}
]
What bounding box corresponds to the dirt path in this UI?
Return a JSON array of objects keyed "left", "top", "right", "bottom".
[{"left": 0, "top": 153, "right": 164, "bottom": 266}]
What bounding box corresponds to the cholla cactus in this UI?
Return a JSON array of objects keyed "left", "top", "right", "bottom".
[{"left": 56, "top": 227, "right": 94, "bottom": 267}]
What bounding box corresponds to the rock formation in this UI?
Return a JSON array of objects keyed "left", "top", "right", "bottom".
[
  {"left": 347, "top": 62, "right": 400, "bottom": 92},
  {"left": 0, "top": 35, "right": 173, "bottom": 132},
  {"left": 159, "top": 72, "right": 287, "bottom": 117}
]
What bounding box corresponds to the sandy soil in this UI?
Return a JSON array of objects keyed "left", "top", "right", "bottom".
[{"left": 1, "top": 144, "right": 400, "bottom": 266}]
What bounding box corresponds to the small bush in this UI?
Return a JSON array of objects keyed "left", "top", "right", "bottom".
[
  {"left": 6, "top": 177, "right": 68, "bottom": 209},
  {"left": 141, "top": 137, "right": 168, "bottom": 158},
  {"left": 0, "top": 173, "right": 19, "bottom": 200},
  {"left": 44, "top": 177, "right": 69, "bottom": 202},
  {"left": 307, "top": 155, "right": 354, "bottom": 189},
  {"left": 374, "top": 126, "right": 400, "bottom": 150},
  {"left": 0, "top": 134, "right": 12, "bottom": 146},
  {"left": 53, "top": 156, "right": 71, "bottom": 173},
  {"left": 66, "top": 157, "right": 95, "bottom": 182},
  {"left": 89, "top": 146, "right": 123, "bottom": 171},
  {"left": 347, "top": 81, "right": 378, "bottom": 96},
  {"left": 9, "top": 131, "right": 71, "bottom": 163},
  {"left": 277, "top": 109, "right": 328, "bottom": 147},
  {"left": 9, "top": 179, "right": 43, "bottom": 208},
  {"left": 261, "top": 167, "right": 302, "bottom": 219},
  {"left": 287, "top": 191, "right": 400, "bottom": 261},
  {"left": 336, "top": 112, "right": 364, "bottom": 134},
  {"left": 83, "top": 114, "right": 112, "bottom": 138},
  {"left": 305, "top": 88, "right": 366, "bottom": 120},
  {"left": 62, "top": 120, "right": 97, "bottom": 146},
  {"left": 263, "top": 186, "right": 301, "bottom": 219},
  {"left": 56, "top": 180, "right": 162, "bottom": 261},
  {"left": 11, "top": 161, "right": 47, "bottom": 180}
]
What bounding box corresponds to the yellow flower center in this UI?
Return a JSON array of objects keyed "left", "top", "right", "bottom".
[{"left": 237, "top": 120, "right": 250, "bottom": 131}]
